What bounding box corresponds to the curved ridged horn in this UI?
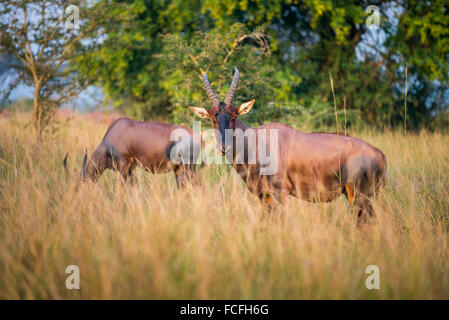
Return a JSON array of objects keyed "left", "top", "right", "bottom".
[
  {"left": 81, "top": 149, "right": 88, "bottom": 180},
  {"left": 224, "top": 66, "right": 240, "bottom": 107},
  {"left": 202, "top": 71, "right": 220, "bottom": 106},
  {"left": 63, "top": 152, "right": 69, "bottom": 175}
]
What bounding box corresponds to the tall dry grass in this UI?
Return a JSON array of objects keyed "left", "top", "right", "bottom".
[{"left": 0, "top": 112, "right": 448, "bottom": 299}]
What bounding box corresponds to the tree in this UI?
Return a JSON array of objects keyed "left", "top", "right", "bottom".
[
  {"left": 74, "top": 0, "right": 180, "bottom": 120},
  {"left": 0, "top": 0, "right": 95, "bottom": 139},
  {"left": 162, "top": 23, "right": 274, "bottom": 124},
  {"left": 75, "top": 0, "right": 295, "bottom": 120},
  {"left": 74, "top": 0, "right": 448, "bottom": 130},
  {"left": 384, "top": 0, "right": 449, "bottom": 129}
]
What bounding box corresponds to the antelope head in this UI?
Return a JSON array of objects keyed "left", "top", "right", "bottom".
[{"left": 190, "top": 66, "right": 255, "bottom": 155}]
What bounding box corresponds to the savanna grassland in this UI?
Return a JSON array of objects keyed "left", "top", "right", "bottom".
[{"left": 1, "top": 112, "right": 449, "bottom": 299}]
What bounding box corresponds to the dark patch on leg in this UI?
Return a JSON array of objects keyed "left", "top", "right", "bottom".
[
  {"left": 165, "top": 141, "right": 178, "bottom": 162},
  {"left": 127, "top": 160, "right": 137, "bottom": 185},
  {"left": 354, "top": 195, "right": 375, "bottom": 226},
  {"left": 259, "top": 192, "right": 275, "bottom": 212},
  {"left": 118, "top": 158, "right": 138, "bottom": 185},
  {"left": 104, "top": 139, "right": 122, "bottom": 169},
  {"left": 174, "top": 164, "right": 187, "bottom": 189},
  {"left": 174, "top": 173, "right": 185, "bottom": 189}
]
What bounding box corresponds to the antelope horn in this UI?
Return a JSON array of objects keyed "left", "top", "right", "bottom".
[
  {"left": 63, "top": 152, "right": 69, "bottom": 175},
  {"left": 81, "top": 149, "right": 88, "bottom": 180},
  {"left": 224, "top": 66, "right": 240, "bottom": 107},
  {"left": 202, "top": 71, "right": 220, "bottom": 106}
]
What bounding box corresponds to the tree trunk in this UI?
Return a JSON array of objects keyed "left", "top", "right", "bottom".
[{"left": 33, "top": 80, "right": 41, "bottom": 141}]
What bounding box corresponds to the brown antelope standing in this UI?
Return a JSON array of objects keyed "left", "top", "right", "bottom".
[
  {"left": 190, "top": 67, "right": 387, "bottom": 224},
  {"left": 79, "top": 118, "right": 202, "bottom": 188}
]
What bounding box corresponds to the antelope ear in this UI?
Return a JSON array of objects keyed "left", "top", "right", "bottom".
[
  {"left": 237, "top": 99, "right": 255, "bottom": 115},
  {"left": 189, "top": 106, "right": 212, "bottom": 119}
]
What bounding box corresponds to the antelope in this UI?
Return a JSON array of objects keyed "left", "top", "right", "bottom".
[
  {"left": 190, "top": 67, "right": 387, "bottom": 224},
  {"left": 78, "top": 118, "right": 202, "bottom": 188}
]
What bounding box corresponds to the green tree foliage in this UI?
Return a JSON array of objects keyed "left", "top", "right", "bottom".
[
  {"left": 74, "top": 0, "right": 449, "bottom": 130},
  {"left": 162, "top": 24, "right": 275, "bottom": 124},
  {"left": 73, "top": 0, "right": 165, "bottom": 119},
  {"left": 384, "top": 0, "right": 449, "bottom": 129}
]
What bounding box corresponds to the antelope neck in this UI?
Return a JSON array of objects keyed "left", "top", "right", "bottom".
[{"left": 234, "top": 118, "right": 250, "bottom": 131}]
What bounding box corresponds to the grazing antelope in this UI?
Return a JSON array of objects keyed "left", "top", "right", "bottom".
[
  {"left": 190, "top": 67, "right": 387, "bottom": 224},
  {"left": 78, "top": 118, "right": 202, "bottom": 188}
]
